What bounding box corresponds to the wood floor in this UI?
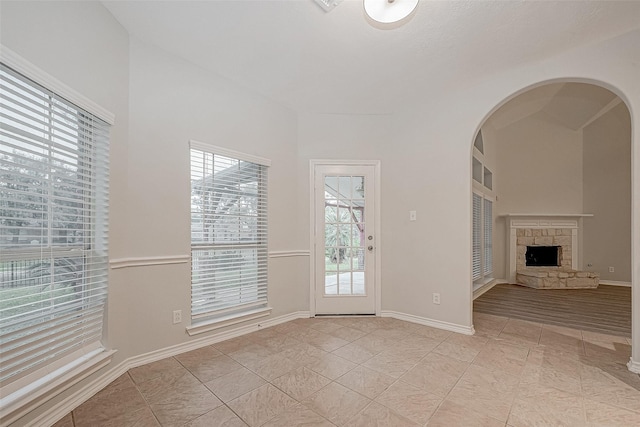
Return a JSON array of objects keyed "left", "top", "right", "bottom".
[{"left": 474, "top": 283, "right": 632, "bottom": 337}]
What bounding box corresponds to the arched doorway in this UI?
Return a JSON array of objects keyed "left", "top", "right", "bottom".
[{"left": 471, "top": 80, "right": 635, "bottom": 371}]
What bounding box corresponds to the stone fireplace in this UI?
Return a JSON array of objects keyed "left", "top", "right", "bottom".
[
  {"left": 505, "top": 214, "right": 599, "bottom": 289},
  {"left": 515, "top": 227, "right": 573, "bottom": 271}
]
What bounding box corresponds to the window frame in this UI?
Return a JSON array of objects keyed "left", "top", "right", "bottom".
[
  {"left": 187, "top": 140, "right": 271, "bottom": 334},
  {"left": 472, "top": 130, "right": 494, "bottom": 286},
  {"left": 472, "top": 191, "right": 494, "bottom": 284},
  {"left": 483, "top": 197, "right": 493, "bottom": 276},
  {"left": 0, "top": 48, "right": 114, "bottom": 424}
]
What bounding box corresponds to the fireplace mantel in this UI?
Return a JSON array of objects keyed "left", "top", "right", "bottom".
[
  {"left": 500, "top": 214, "right": 593, "bottom": 218},
  {"left": 503, "top": 213, "right": 593, "bottom": 218},
  {"left": 503, "top": 214, "right": 593, "bottom": 283}
]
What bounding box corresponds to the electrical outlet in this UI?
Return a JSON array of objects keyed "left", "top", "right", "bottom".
[
  {"left": 432, "top": 293, "right": 440, "bottom": 305},
  {"left": 409, "top": 210, "right": 417, "bottom": 221},
  {"left": 173, "top": 310, "right": 182, "bottom": 324},
  {"left": 608, "top": 266, "right": 615, "bottom": 273}
]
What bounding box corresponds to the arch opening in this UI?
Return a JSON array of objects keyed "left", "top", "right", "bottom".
[{"left": 471, "top": 79, "right": 634, "bottom": 370}]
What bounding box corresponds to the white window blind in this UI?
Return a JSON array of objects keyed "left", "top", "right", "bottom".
[
  {"left": 483, "top": 198, "right": 493, "bottom": 275},
  {"left": 0, "top": 63, "right": 110, "bottom": 387},
  {"left": 190, "top": 144, "right": 268, "bottom": 321},
  {"left": 472, "top": 193, "right": 482, "bottom": 281}
]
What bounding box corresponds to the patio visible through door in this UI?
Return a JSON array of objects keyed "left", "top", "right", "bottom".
[{"left": 314, "top": 164, "right": 376, "bottom": 315}]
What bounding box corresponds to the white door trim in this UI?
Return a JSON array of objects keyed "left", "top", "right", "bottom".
[{"left": 309, "top": 160, "right": 381, "bottom": 317}]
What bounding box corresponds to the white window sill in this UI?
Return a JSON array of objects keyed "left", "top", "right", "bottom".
[
  {"left": 473, "top": 276, "right": 494, "bottom": 291},
  {"left": 187, "top": 307, "right": 273, "bottom": 336},
  {"left": 0, "top": 347, "right": 116, "bottom": 426}
]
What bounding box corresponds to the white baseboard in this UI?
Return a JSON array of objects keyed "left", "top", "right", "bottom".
[
  {"left": 187, "top": 307, "right": 273, "bottom": 336},
  {"left": 30, "top": 311, "right": 310, "bottom": 427},
  {"left": 600, "top": 280, "right": 632, "bottom": 287},
  {"left": 257, "top": 311, "right": 311, "bottom": 328},
  {"left": 1, "top": 349, "right": 115, "bottom": 427},
  {"left": 628, "top": 358, "right": 640, "bottom": 374},
  {"left": 381, "top": 311, "right": 475, "bottom": 336}
]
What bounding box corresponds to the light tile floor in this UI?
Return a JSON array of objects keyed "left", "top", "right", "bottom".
[{"left": 54, "top": 314, "right": 639, "bottom": 426}]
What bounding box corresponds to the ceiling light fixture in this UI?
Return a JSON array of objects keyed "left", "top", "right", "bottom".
[{"left": 364, "top": 0, "right": 419, "bottom": 27}]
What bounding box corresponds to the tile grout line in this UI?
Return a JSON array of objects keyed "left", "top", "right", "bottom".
[{"left": 63, "top": 316, "right": 637, "bottom": 426}]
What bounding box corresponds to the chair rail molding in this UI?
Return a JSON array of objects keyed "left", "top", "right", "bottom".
[
  {"left": 109, "top": 255, "right": 190, "bottom": 269},
  {"left": 268, "top": 250, "right": 310, "bottom": 258}
]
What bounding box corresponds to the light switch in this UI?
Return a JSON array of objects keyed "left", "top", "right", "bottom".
[{"left": 409, "top": 210, "right": 417, "bottom": 221}]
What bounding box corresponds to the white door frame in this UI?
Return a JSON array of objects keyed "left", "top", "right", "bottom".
[{"left": 309, "top": 159, "right": 381, "bottom": 317}]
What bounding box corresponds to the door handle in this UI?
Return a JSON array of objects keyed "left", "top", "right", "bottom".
[{"left": 368, "top": 246, "right": 374, "bottom": 251}]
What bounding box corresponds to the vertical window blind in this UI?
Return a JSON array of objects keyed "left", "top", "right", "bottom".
[
  {"left": 472, "top": 193, "right": 482, "bottom": 281},
  {"left": 0, "top": 63, "right": 110, "bottom": 387},
  {"left": 190, "top": 142, "right": 268, "bottom": 321},
  {"left": 483, "top": 198, "right": 493, "bottom": 275}
]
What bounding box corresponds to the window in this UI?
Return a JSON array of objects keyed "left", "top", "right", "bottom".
[
  {"left": 190, "top": 142, "right": 269, "bottom": 324},
  {"left": 0, "top": 63, "right": 110, "bottom": 388},
  {"left": 472, "top": 191, "right": 493, "bottom": 283},
  {"left": 483, "top": 166, "right": 492, "bottom": 191},
  {"left": 472, "top": 157, "right": 483, "bottom": 184},
  {"left": 483, "top": 199, "right": 493, "bottom": 275},
  {"left": 472, "top": 193, "right": 482, "bottom": 281},
  {"left": 472, "top": 129, "right": 493, "bottom": 285},
  {"left": 473, "top": 130, "right": 492, "bottom": 191},
  {"left": 474, "top": 130, "right": 484, "bottom": 154}
]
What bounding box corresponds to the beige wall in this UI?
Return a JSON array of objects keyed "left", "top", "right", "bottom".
[
  {"left": 494, "top": 112, "right": 584, "bottom": 214},
  {"left": 583, "top": 103, "right": 632, "bottom": 282},
  {"left": 379, "top": 109, "right": 476, "bottom": 326}
]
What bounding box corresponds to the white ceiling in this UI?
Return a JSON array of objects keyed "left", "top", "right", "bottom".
[
  {"left": 488, "top": 83, "right": 620, "bottom": 131},
  {"left": 102, "top": 0, "right": 640, "bottom": 114}
]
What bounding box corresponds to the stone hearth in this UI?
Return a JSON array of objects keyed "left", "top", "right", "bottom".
[{"left": 517, "top": 268, "right": 599, "bottom": 289}]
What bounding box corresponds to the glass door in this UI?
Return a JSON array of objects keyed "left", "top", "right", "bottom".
[{"left": 314, "top": 165, "right": 376, "bottom": 314}]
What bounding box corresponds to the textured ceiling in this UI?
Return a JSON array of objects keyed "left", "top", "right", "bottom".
[{"left": 102, "top": 0, "right": 640, "bottom": 114}]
